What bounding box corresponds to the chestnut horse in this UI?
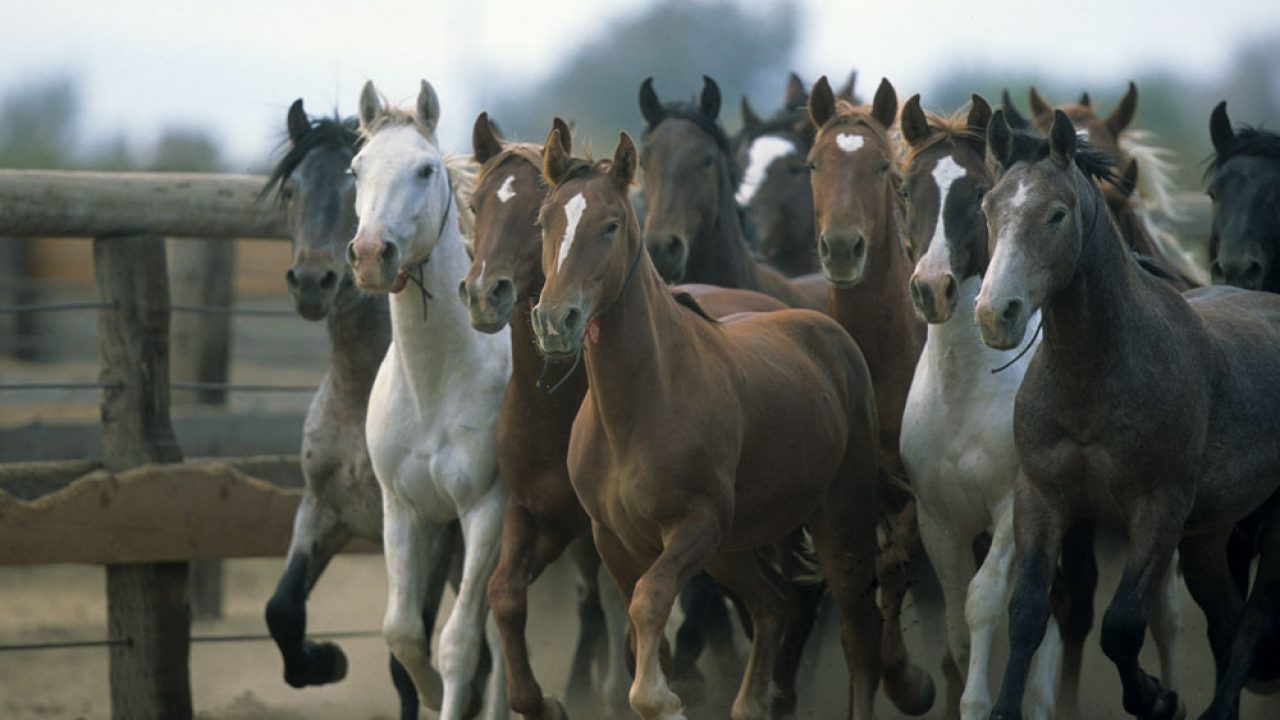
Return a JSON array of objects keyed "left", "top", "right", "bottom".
[
  {"left": 532, "top": 129, "right": 883, "bottom": 720},
  {"left": 459, "top": 114, "right": 787, "bottom": 720},
  {"left": 977, "top": 108, "right": 1280, "bottom": 720},
  {"left": 260, "top": 100, "right": 460, "bottom": 720},
  {"left": 806, "top": 75, "right": 937, "bottom": 716},
  {"left": 637, "top": 75, "right": 827, "bottom": 310}
]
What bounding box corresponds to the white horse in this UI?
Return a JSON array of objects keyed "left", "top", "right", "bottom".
[
  {"left": 896, "top": 101, "right": 1181, "bottom": 720},
  {"left": 348, "top": 78, "right": 511, "bottom": 720}
]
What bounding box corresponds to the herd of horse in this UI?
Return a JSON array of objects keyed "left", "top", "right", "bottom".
[{"left": 254, "top": 69, "right": 1280, "bottom": 720}]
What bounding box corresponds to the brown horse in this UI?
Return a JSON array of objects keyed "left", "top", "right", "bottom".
[
  {"left": 459, "top": 115, "right": 787, "bottom": 720},
  {"left": 531, "top": 128, "right": 883, "bottom": 720},
  {"left": 807, "top": 74, "right": 937, "bottom": 716},
  {"left": 637, "top": 75, "right": 827, "bottom": 310},
  {"left": 977, "top": 108, "right": 1280, "bottom": 720}
]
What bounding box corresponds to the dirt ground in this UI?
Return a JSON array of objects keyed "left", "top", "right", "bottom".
[{"left": 2, "top": 543, "right": 1279, "bottom": 720}]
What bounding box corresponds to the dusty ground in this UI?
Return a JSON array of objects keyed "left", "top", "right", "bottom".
[{"left": 2, "top": 545, "right": 1279, "bottom": 720}]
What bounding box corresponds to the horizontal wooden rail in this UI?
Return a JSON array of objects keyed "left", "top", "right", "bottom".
[{"left": 0, "top": 171, "right": 288, "bottom": 239}]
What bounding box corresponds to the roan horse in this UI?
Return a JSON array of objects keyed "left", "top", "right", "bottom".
[
  {"left": 260, "top": 100, "right": 459, "bottom": 720},
  {"left": 459, "top": 114, "right": 789, "bottom": 720},
  {"left": 347, "top": 79, "right": 509, "bottom": 720},
  {"left": 806, "top": 75, "right": 937, "bottom": 716},
  {"left": 638, "top": 75, "right": 827, "bottom": 310},
  {"left": 532, "top": 129, "right": 884, "bottom": 720},
  {"left": 1205, "top": 101, "right": 1280, "bottom": 292},
  {"left": 896, "top": 94, "right": 1181, "bottom": 720},
  {"left": 734, "top": 71, "right": 857, "bottom": 276},
  {"left": 976, "top": 108, "right": 1280, "bottom": 720}
]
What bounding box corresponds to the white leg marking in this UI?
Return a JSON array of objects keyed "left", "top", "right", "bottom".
[
  {"left": 961, "top": 503, "right": 1021, "bottom": 720},
  {"left": 1149, "top": 550, "right": 1183, "bottom": 690},
  {"left": 735, "top": 135, "right": 796, "bottom": 205},
  {"left": 556, "top": 192, "right": 587, "bottom": 273},
  {"left": 497, "top": 174, "right": 516, "bottom": 204},
  {"left": 835, "top": 133, "right": 865, "bottom": 154}
]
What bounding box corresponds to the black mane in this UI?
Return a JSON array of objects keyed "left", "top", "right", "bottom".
[
  {"left": 260, "top": 114, "right": 360, "bottom": 203},
  {"left": 1003, "top": 125, "right": 1117, "bottom": 184},
  {"left": 1205, "top": 125, "right": 1280, "bottom": 180}
]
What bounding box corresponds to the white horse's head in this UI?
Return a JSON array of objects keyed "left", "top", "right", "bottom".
[{"left": 347, "top": 79, "right": 453, "bottom": 293}]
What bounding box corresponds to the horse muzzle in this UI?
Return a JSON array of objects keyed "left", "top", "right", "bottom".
[
  {"left": 644, "top": 232, "right": 688, "bottom": 284},
  {"left": 818, "top": 230, "right": 867, "bottom": 287},
  {"left": 346, "top": 234, "right": 402, "bottom": 293},
  {"left": 285, "top": 263, "right": 344, "bottom": 321},
  {"left": 459, "top": 275, "right": 516, "bottom": 334},
  {"left": 975, "top": 291, "right": 1028, "bottom": 350},
  {"left": 1210, "top": 253, "right": 1266, "bottom": 291},
  {"left": 909, "top": 271, "right": 959, "bottom": 324},
  {"left": 531, "top": 301, "right": 586, "bottom": 358}
]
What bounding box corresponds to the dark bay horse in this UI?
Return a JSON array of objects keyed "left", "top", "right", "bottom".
[
  {"left": 460, "top": 115, "right": 787, "bottom": 720},
  {"left": 1206, "top": 101, "right": 1280, "bottom": 292},
  {"left": 260, "top": 100, "right": 461, "bottom": 720},
  {"left": 806, "top": 75, "right": 937, "bottom": 717},
  {"left": 977, "top": 108, "right": 1280, "bottom": 720},
  {"left": 532, "top": 127, "right": 883, "bottom": 720},
  {"left": 638, "top": 75, "right": 827, "bottom": 310},
  {"left": 734, "top": 71, "right": 857, "bottom": 276}
]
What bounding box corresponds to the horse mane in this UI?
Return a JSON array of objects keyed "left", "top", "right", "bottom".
[
  {"left": 475, "top": 143, "right": 546, "bottom": 190},
  {"left": 1003, "top": 126, "right": 1118, "bottom": 185},
  {"left": 1205, "top": 125, "right": 1280, "bottom": 178},
  {"left": 672, "top": 291, "right": 720, "bottom": 323},
  {"left": 357, "top": 102, "right": 420, "bottom": 139},
  {"left": 902, "top": 108, "right": 985, "bottom": 169},
  {"left": 444, "top": 154, "right": 479, "bottom": 240},
  {"left": 260, "top": 114, "right": 359, "bottom": 202},
  {"left": 1118, "top": 129, "right": 1183, "bottom": 221}
]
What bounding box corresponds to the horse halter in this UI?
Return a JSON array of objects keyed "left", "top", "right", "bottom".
[
  {"left": 401, "top": 172, "right": 454, "bottom": 322},
  {"left": 536, "top": 236, "right": 647, "bottom": 395}
]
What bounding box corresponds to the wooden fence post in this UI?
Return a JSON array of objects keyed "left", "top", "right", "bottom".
[
  {"left": 169, "top": 238, "right": 236, "bottom": 617},
  {"left": 94, "top": 234, "right": 192, "bottom": 720}
]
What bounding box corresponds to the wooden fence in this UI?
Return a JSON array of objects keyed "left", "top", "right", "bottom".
[{"left": 0, "top": 170, "right": 376, "bottom": 720}]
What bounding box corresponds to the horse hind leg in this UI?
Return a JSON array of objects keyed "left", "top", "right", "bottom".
[
  {"left": 265, "top": 493, "right": 353, "bottom": 688},
  {"left": 771, "top": 528, "right": 827, "bottom": 717},
  {"left": 877, "top": 498, "right": 937, "bottom": 716},
  {"left": 1053, "top": 520, "right": 1098, "bottom": 720},
  {"left": 564, "top": 533, "right": 606, "bottom": 709},
  {"left": 673, "top": 571, "right": 737, "bottom": 681},
  {"left": 1148, "top": 549, "right": 1183, "bottom": 692}
]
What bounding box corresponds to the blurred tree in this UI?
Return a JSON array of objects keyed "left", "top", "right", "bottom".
[
  {"left": 149, "top": 128, "right": 221, "bottom": 172},
  {"left": 0, "top": 75, "right": 80, "bottom": 169},
  {"left": 483, "top": 0, "right": 801, "bottom": 147}
]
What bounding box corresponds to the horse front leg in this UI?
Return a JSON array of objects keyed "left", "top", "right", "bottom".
[
  {"left": 916, "top": 501, "right": 978, "bottom": 720},
  {"left": 1054, "top": 521, "right": 1098, "bottom": 720},
  {"left": 389, "top": 519, "right": 460, "bottom": 719},
  {"left": 265, "top": 492, "right": 353, "bottom": 688},
  {"left": 878, "top": 498, "right": 938, "bottom": 716}
]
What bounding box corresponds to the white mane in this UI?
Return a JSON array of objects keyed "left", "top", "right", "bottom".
[{"left": 1119, "top": 129, "right": 1210, "bottom": 285}]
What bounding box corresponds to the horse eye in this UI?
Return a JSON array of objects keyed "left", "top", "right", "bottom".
[
  {"left": 281, "top": 187, "right": 295, "bottom": 202},
  {"left": 701, "top": 154, "right": 714, "bottom": 169},
  {"left": 1049, "top": 209, "right": 1067, "bottom": 225},
  {"left": 1207, "top": 187, "right": 1218, "bottom": 202},
  {"left": 879, "top": 162, "right": 890, "bottom": 176},
  {"left": 604, "top": 221, "right": 620, "bottom": 237},
  {"left": 346, "top": 167, "right": 357, "bottom": 179},
  {"left": 418, "top": 164, "right": 434, "bottom": 180},
  {"left": 807, "top": 162, "right": 818, "bottom": 172}
]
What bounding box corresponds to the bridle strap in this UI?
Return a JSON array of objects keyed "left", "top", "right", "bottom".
[{"left": 402, "top": 171, "right": 454, "bottom": 322}]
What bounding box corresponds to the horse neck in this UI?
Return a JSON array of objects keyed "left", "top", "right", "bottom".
[
  {"left": 684, "top": 166, "right": 760, "bottom": 289},
  {"left": 831, "top": 191, "right": 924, "bottom": 382},
  {"left": 582, "top": 256, "right": 689, "bottom": 443},
  {"left": 1040, "top": 176, "right": 1143, "bottom": 376},
  {"left": 326, "top": 286, "right": 390, "bottom": 403},
  {"left": 388, "top": 224, "right": 481, "bottom": 398}
]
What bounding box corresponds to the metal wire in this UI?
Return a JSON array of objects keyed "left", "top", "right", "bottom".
[
  {"left": 0, "top": 301, "right": 293, "bottom": 317},
  {"left": 0, "top": 382, "right": 122, "bottom": 391},
  {"left": 0, "top": 629, "right": 381, "bottom": 653},
  {"left": 0, "top": 301, "right": 114, "bottom": 314},
  {"left": 171, "top": 305, "right": 294, "bottom": 317},
  {"left": 171, "top": 382, "right": 315, "bottom": 393}
]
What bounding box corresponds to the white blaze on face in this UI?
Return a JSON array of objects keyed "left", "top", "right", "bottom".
[
  {"left": 835, "top": 133, "right": 865, "bottom": 154},
  {"left": 556, "top": 192, "right": 587, "bottom": 273},
  {"left": 918, "top": 156, "right": 967, "bottom": 274},
  {"left": 497, "top": 174, "right": 516, "bottom": 203},
  {"left": 1075, "top": 127, "right": 1091, "bottom": 142},
  {"left": 735, "top": 135, "right": 797, "bottom": 205},
  {"left": 1010, "top": 180, "right": 1029, "bottom": 208}
]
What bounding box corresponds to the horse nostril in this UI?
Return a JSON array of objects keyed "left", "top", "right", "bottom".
[
  {"left": 380, "top": 243, "right": 394, "bottom": 261},
  {"left": 1246, "top": 262, "right": 1263, "bottom": 281},
  {"left": 944, "top": 276, "right": 957, "bottom": 302},
  {"left": 319, "top": 270, "right": 337, "bottom": 290},
  {"left": 1210, "top": 261, "right": 1224, "bottom": 281},
  {"left": 1002, "top": 299, "right": 1024, "bottom": 323},
  {"left": 819, "top": 236, "right": 832, "bottom": 260},
  {"left": 346, "top": 240, "right": 357, "bottom": 264},
  {"left": 665, "top": 236, "right": 681, "bottom": 258},
  {"left": 908, "top": 276, "right": 923, "bottom": 305},
  {"left": 285, "top": 269, "right": 299, "bottom": 289},
  {"left": 489, "top": 279, "right": 514, "bottom": 306},
  {"left": 457, "top": 280, "right": 470, "bottom": 306},
  {"left": 852, "top": 235, "right": 866, "bottom": 260},
  {"left": 564, "top": 306, "right": 583, "bottom": 334}
]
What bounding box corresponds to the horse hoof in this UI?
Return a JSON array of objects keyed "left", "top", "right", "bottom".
[
  {"left": 285, "top": 641, "right": 348, "bottom": 687},
  {"left": 771, "top": 689, "right": 798, "bottom": 717},
  {"left": 884, "top": 663, "right": 936, "bottom": 716},
  {"left": 543, "top": 697, "right": 570, "bottom": 720},
  {"left": 1139, "top": 695, "right": 1185, "bottom": 720}
]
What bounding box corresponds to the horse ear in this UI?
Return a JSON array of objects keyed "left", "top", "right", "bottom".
[
  {"left": 358, "top": 80, "right": 383, "bottom": 131},
  {"left": 1210, "top": 101, "right": 1236, "bottom": 154},
  {"left": 639, "top": 77, "right": 664, "bottom": 129},
  {"left": 1079, "top": 91, "right": 1092, "bottom": 108},
  {"left": 553, "top": 117, "right": 573, "bottom": 155},
  {"left": 900, "top": 94, "right": 929, "bottom": 147},
  {"left": 1049, "top": 109, "right": 1077, "bottom": 167},
  {"left": 808, "top": 76, "right": 836, "bottom": 129},
  {"left": 1001, "top": 89, "right": 1030, "bottom": 130},
  {"left": 836, "top": 70, "right": 858, "bottom": 103},
  {"left": 968, "top": 94, "right": 993, "bottom": 139},
  {"left": 699, "top": 75, "right": 722, "bottom": 121},
  {"left": 472, "top": 112, "right": 503, "bottom": 165},
  {"left": 1106, "top": 81, "right": 1138, "bottom": 136},
  {"left": 416, "top": 79, "right": 441, "bottom": 135},
  {"left": 740, "top": 96, "right": 762, "bottom": 131},
  {"left": 871, "top": 78, "right": 898, "bottom": 130},
  {"left": 542, "top": 125, "right": 571, "bottom": 187},
  {"left": 1117, "top": 157, "right": 1139, "bottom": 197},
  {"left": 609, "top": 132, "right": 638, "bottom": 189},
  {"left": 287, "top": 99, "right": 309, "bottom": 144},
  {"left": 987, "top": 110, "right": 1015, "bottom": 169},
  {"left": 1029, "top": 87, "right": 1052, "bottom": 123},
  {"left": 783, "top": 72, "right": 806, "bottom": 110}
]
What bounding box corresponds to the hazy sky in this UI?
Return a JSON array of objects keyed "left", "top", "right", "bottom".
[{"left": 2, "top": 0, "right": 1278, "bottom": 169}]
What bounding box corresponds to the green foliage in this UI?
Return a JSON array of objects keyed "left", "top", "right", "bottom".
[
  {"left": 482, "top": 0, "right": 801, "bottom": 149},
  {"left": 0, "top": 75, "right": 81, "bottom": 169}
]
